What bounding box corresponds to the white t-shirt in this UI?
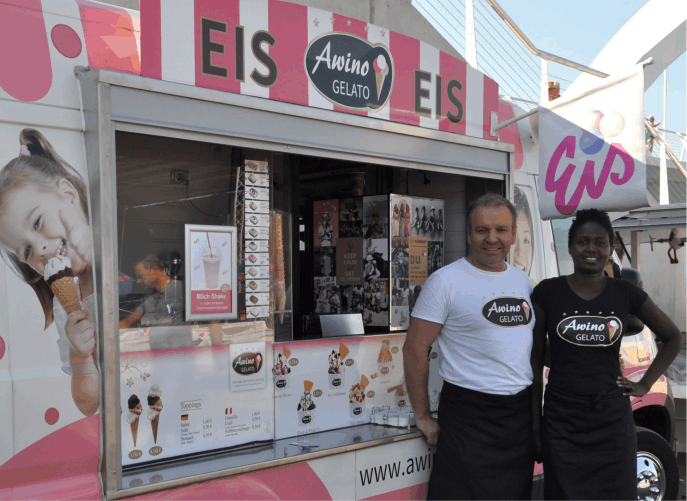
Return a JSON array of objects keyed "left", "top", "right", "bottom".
[{"left": 411, "top": 258, "right": 534, "bottom": 395}]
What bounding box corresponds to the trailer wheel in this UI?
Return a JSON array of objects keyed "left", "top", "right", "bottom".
[{"left": 636, "top": 426, "right": 679, "bottom": 501}]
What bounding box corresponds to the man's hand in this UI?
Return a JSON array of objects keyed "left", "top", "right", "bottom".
[
  {"left": 66, "top": 310, "right": 96, "bottom": 357},
  {"left": 416, "top": 415, "right": 440, "bottom": 445}
]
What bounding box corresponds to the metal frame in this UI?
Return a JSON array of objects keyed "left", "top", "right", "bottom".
[{"left": 75, "top": 66, "right": 514, "bottom": 499}]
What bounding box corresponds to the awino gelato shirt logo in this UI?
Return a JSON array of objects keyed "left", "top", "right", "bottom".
[
  {"left": 305, "top": 33, "right": 393, "bottom": 111},
  {"left": 556, "top": 316, "right": 622, "bottom": 346},
  {"left": 482, "top": 297, "right": 532, "bottom": 327}
]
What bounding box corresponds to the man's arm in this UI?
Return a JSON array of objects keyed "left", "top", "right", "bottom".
[
  {"left": 403, "top": 317, "right": 442, "bottom": 445},
  {"left": 120, "top": 310, "right": 143, "bottom": 329}
]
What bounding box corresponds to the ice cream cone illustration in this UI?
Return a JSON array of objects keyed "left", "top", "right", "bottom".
[
  {"left": 361, "top": 375, "right": 370, "bottom": 389},
  {"left": 607, "top": 320, "right": 619, "bottom": 340},
  {"left": 304, "top": 380, "right": 314, "bottom": 393},
  {"left": 373, "top": 55, "right": 389, "bottom": 101},
  {"left": 44, "top": 253, "right": 81, "bottom": 314},
  {"left": 126, "top": 395, "right": 142, "bottom": 447},
  {"left": 283, "top": 347, "right": 291, "bottom": 359},
  {"left": 522, "top": 302, "right": 530, "bottom": 321},
  {"left": 146, "top": 384, "right": 163, "bottom": 444}
]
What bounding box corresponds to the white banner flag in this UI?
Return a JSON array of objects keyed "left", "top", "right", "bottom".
[{"left": 538, "top": 64, "right": 648, "bottom": 220}]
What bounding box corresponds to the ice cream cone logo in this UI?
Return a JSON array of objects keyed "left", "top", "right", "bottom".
[
  {"left": 304, "top": 380, "right": 314, "bottom": 393},
  {"left": 522, "top": 302, "right": 531, "bottom": 321},
  {"left": 361, "top": 375, "right": 370, "bottom": 389},
  {"left": 607, "top": 320, "right": 619, "bottom": 340},
  {"left": 283, "top": 347, "right": 291, "bottom": 359},
  {"left": 373, "top": 55, "right": 389, "bottom": 101}
]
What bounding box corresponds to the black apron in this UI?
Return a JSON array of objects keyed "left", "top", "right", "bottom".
[
  {"left": 428, "top": 382, "right": 534, "bottom": 500},
  {"left": 542, "top": 385, "right": 637, "bottom": 500}
]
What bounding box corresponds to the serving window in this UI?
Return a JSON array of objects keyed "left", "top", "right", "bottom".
[{"left": 111, "top": 131, "right": 505, "bottom": 493}]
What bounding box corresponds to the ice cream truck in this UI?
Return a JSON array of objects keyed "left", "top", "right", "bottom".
[{"left": 0, "top": 0, "right": 679, "bottom": 500}]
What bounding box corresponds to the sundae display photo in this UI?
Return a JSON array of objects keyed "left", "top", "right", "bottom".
[{"left": 185, "top": 225, "right": 237, "bottom": 320}]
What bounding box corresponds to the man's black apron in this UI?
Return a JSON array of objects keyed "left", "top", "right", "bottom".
[{"left": 427, "top": 382, "right": 534, "bottom": 500}]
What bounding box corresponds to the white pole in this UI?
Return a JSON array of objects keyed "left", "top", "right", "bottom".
[
  {"left": 659, "top": 69, "right": 668, "bottom": 204},
  {"left": 541, "top": 58, "right": 549, "bottom": 103},
  {"left": 465, "top": 0, "right": 478, "bottom": 69}
]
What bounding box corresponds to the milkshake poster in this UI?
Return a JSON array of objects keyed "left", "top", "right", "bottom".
[{"left": 185, "top": 224, "right": 238, "bottom": 321}]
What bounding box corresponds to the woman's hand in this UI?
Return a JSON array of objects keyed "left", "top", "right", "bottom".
[
  {"left": 617, "top": 376, "right": 650, "bottom": 397},
  {"left": 65, "top": 309, "right": 96, "bottom": 357}
]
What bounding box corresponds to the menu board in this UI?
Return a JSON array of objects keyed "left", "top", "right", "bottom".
[
  {"left": 121, "top": 343, "right": 274, "bottom": 466},
  {"left": 244, "top": 160, "right": 271, "bottom": 319},
  {"left": 273, "top": 335, "right": 443, "bottom": 439},
  {"left": 185, "top": 225, "right": 238, "bottom": 321}
]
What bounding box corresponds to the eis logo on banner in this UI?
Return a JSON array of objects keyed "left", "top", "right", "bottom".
[{"left": 306, "top": 33, "right": 394, "bottom": 111}]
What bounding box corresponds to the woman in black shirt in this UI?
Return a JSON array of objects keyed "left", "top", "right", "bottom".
[{"left": 530, "top": 209, "right": 683, "bottom": 500}]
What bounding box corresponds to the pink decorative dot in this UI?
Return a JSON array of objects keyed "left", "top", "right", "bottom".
[
  {"left": 0, "top": 336, "right": 5, "bottom": 361},
  {"left": 51, "top": 24, "right": 82, "bottom": 59},
  {"left": 45, "top": 408, "right": 60, "bottom": 425}
]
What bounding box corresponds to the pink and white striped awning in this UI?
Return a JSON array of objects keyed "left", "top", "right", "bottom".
[{"left": 141, "top": 0, "right": 499, "bottom": 141}]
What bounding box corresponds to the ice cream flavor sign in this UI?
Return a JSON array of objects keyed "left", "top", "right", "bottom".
[{"left": 185, "top": 224, "right": 238, "bottom": 321}]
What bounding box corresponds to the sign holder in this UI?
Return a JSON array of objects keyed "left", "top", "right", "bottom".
[{"left": 185, "top": 224, "right": 239, "bottom": 321}]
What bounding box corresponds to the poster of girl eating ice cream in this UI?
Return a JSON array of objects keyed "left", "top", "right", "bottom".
[{"left": 0, "top": 128, "right": 99, "bottom": 415}]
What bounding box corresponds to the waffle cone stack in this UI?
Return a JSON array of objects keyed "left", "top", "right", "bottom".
[
  {"left": 151, "top": 415, "right": 160, "bottom": 444},
  {"left": 130, "top": 419, "right": 139, "bottom": 447},
  {"left": 51, "top": 276, "right": 81, "bottom": 314}
]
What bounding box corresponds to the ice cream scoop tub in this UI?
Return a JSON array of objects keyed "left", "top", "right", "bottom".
[
  {"left": 298, "top": 410, "right": 314, "bottom": 427},
  {"left": 274, "top": 372, "right": 289, "bottom": 390},
  {"left": 328, "top": 373, "right": 344, "bottom": 390},
  {"left": 349, "top": 402, "right": 365, "bottom": 420},
  {"left": 377, "top": 361, "right": 393, "bottom": 377}
]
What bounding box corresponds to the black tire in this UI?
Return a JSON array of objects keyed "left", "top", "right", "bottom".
[{"left": 636, "top": 426, "right": 680, "bottom": 501}]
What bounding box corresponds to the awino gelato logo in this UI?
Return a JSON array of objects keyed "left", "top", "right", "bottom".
[
  {"left": 556, "top": 316, "right": 622, "bottom": 347},
  {"left": 232, "top": 352, "right": 263, "bottom": 375},
  {"left": 482, "top": 297, "right": 532, "bottom": 327},
  {"left": 305, "top": 33, "right": 393, "bottom": 111}
]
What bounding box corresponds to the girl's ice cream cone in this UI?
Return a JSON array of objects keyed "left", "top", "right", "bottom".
[{"left": 44, "top": 255, "right": 81, "bottom": 314}]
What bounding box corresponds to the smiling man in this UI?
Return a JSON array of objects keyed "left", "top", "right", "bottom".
[{"left": 403, "top": 193, "right": 536, "bottom": 500}]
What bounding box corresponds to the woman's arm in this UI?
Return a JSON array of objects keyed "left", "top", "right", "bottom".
[
  {"left": 618, "top": 296, "right": 685, "bottom": 397},
  {"left": 530, "top": 303, "right": 547, "bottom": 462}
]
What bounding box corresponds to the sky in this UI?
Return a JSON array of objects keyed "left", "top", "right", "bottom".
[{"left": 414, "top": 0, "right": 686, "bottom": 135}]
